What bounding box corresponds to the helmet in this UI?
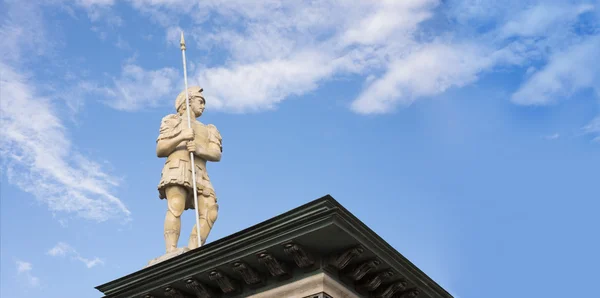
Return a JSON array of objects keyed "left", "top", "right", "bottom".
[{"left": 175, "top": 86, "right": 204, "bottom": 112}]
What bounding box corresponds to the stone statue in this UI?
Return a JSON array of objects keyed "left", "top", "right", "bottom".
[{"left": 156, "top": 86, "right": 222, "bottom": 253}]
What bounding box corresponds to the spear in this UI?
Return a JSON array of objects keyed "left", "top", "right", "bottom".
[{"left": 180, "top": 31, "right": 202, "bottom": 248}]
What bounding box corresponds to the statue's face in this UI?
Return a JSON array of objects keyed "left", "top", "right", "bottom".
[{"left": 189, "top": 94, "right": 205, "bottom": 117}]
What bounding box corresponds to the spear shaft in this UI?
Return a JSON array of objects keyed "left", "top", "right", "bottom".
[{"left": 180, "top": 31, "right": 202, "bottom": 248}]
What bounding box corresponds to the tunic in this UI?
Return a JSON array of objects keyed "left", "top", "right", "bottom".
[{"left": 156, "top": 114, "right": 222, "bottom": 210}]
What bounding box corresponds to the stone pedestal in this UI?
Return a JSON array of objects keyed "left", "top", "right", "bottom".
[{"left": 96, "top": 195, "right": 452, "bottom": 298}]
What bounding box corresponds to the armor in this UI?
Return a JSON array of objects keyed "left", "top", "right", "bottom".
[{"left": 157, "top": 113, "right": 222, "bottom": 210}]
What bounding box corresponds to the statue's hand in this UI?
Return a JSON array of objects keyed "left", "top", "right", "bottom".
[
  {"left": 181, "top": 128, "right": 194, "bottom": 141},
  {"left": 186, "top": 141, "right": 197, "bottom": 153}
]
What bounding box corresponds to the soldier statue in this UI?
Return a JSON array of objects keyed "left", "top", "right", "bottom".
[{"left": 156, "top": 86, "right": 222, "bottom": 253}]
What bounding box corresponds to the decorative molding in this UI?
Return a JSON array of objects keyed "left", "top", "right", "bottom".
[
  {"left": 394, "top": 288, "right": 421, "bottom": 298},
  {"left": 95, "top": 195, "right": 452, "bottom": 298},
  {"left": 303, "top": 292, "right": 334, "bottom": 298},
  {"left": 329, "top": 245, "right": 364, "bottom": 270},
  {"left": 359, "top": 269, "right": 395, "bottom": 291},
  {"left": 185, "top": 278, "right": 214, "bottom": 298},
  {"left": 164, "top": 286, "right": 185, "bottom": 298},
  {"left": 257, "top": 251, "right": 288, "bottom": 277},
  {"left": 208, "top": 270, "right": 237, "bottom": 294},
  {"left": 282, "top": 242, "right": 315, "bottom": 268},
  {"left": 246, "top": 272, "right": 360, "bottom": 298},
  {"left": 346, "top": 259, "right": 381, "bottom": 281},
  {"left": 232, "top": 261, "right": 262, "bottom": 285},
  {"left": 375, "top": 280, "right": 408, "bottom": 298}
]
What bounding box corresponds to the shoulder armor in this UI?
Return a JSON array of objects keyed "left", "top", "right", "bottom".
[
  {"left": 207, "top": 124, "right": 223, "bottom": 151},
  {"left": 157, "top": 114, "right": 183, "bottom": 142}
]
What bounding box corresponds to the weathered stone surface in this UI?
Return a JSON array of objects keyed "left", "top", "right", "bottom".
[
  {"left": 394, "top": 289, "right": 421, "bottom": 298},
  {"left": 283, "top": 242, "right": 315, "bottom": 268},
  {"left": 232, "top": 261, "right": 262, "bottom": 285},
  {"left": 164, "top": 286, "right": 186, "bottom": 298},
  {"left": 257, "top": 251, "right": 288, "bottom": 277},
  {"left": 359, "top": 270, "right": 395, "bottom": 291},
  {"left": 146, "top": 247, "right": 190, "bottom": 268},
  {"left": 246, "top": 272, "right": 359, "bottom": 298},
  {"left": 375, "top": 280, "right": 408, "bottom": 298},
  {"left": 208, "top": 270, "right": 237, "bottom": 294},
  {"left": 346, "top": 259, "right": 381, "bottom": 281},
  {"left": 185, "top": 278, "right": 213, "bottom": 298},
  {"left": 329, "top": 245, "right": 364, "bottom": 270}
]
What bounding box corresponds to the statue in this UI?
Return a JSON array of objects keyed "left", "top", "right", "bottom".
[{"left": 156, "top": 86, "right": 222, "bottom": 253}]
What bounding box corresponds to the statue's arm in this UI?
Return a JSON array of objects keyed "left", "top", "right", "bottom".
[
  {"left": 194, "top": 146, "right": 221, "bottom": 162},
  {"left": 156, "top": 114, "right": 185, "bottom": 157},
  {"left": 156, "top": 137, "right": 184, "bottom": 157},
  {"left": 194, "top": 124, "right": 222, "bottom": 162}
]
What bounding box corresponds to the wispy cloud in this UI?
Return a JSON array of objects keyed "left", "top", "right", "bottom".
[
  {"left": 544, "top": 133, "right": 561, "bottom": 140},
  {"left": 0, "top": 63, "right": 131, "bottom": 222},
  {"left": 582, "top": 116, "right": 600, "bottom": 142},
  {"left": 15, "top": 260, "right": 40, "bottom": 287},
  {"left": 103, "top": 0, "right": 444, "bottom": 113},
  {"left": 0, "top": 1, "right": 131, "bottom": 222},
  {"left": 0, "top": 1, "right": 52, "bottom": 64},
  {"left": 512, "top": 35, "right": 600, "bottom": 106},
  {"left": 105, "top": 64, "right": 180, "bottom": 111},
  {"left": 71, "top": 0, "right": 119, "bottom": 23},
  {"left": 100, "top": 0, "right": 599, "bottom": 116},
  {"left": 71, "top": 63, "right": 181, "bottom": 112},
  {"left": 195, "top": 50, "right": 336, "bottom": 112},
  {"left": 47, "top": 242, "right": 105, "bottom": 268},
  {"left": 351, "top": 42, "right": 493, "bottom": 114},
  {"left": 499, "top": 3, "right": 595, "bottom": 39},
  {"left": 16, "top": 260, "right": 33, "bottom": 274}
]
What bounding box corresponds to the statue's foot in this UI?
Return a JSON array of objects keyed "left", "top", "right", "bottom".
[
  {"left": 146, "top": 247, "right": 190, "bottom": 268},
  {"left": 188, "top": 234, "right": 199, "bottom": 250}
]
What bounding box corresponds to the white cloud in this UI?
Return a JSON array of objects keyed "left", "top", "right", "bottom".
[
  {"left": 582, "top": 116, "right": 600, "bottom": 142},
  {"left": 16, "top": 260, "right": 33, "bottom": 274},
  {"left": 511, "top": 35, "right": 600, "bottom": 105},
  {"left": 72, "top": 0, "right": 117, "bottom": 22},
  {"left": 115, "top": 35, "right": 132, "bottom": 50},
  {"left": 15, "top": 260, "right": 40, "bottom": 287},
  {"left": 104, "top": 0, "right": 446, "bottom": 113},
  {"left": 76, "top": 256, "right": 105, "bottom": 268},
  {"left": 340, "top": 0, "right": 438, "bottom": 46},
  {"left": 544, "top": 133, "right": 561, "bottom": 140},
  {"left": 1, "top": 0, "right": 129, "bottom": 223},
  {"left": 47, "top": 242, "right": 75, "bottom": 257},
  {"left": 0, "top": 1, "right": 50, "bottom": 64},
  {"left": 47, "top": 242, "right": 105, "bottom": 268},
  {"left": 103, "top": 64, "right": 181, "bottom": 111},
  {"left": 0, "top": 63, "right": 131, "bottom": 222},
  {"left": 351, "top": 43, "right": 493, "bottom": 114},
  {"left": 75, "top": 0, "right": 115, "bottom": 8},
  {"left": 194, "top": 50, "right": 336, "bottom": 112},
  {"left": 500, "top": 3, "right": 595, "bottom": 38},
  {"left": 75, "top": 0, "right": 598, "bottom": 116}
]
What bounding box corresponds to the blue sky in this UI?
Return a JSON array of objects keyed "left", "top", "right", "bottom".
[{"left": 1, "top": 0, "right": 599, "bottom": 297}]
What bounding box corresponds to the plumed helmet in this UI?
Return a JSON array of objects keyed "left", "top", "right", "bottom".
[{"left": 175, "top": 86, "right": 204, "bottom": 112}]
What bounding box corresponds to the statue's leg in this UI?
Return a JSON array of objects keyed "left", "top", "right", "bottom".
[
  {"left": 164, "top": 185, "right": 187, "bottom": 253},
  {"left": 187, "top": 193, "right": 218, "bottom": 249}
]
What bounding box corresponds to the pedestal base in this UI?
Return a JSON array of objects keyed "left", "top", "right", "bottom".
[{"left": 145, "top": 247, "right": 190, "bottom": 268}]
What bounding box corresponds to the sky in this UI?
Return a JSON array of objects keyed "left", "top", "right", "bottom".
[{"left": 0, "top": 0, "right": 599, "bottom": 297}]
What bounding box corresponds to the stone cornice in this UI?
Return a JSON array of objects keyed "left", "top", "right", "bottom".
[{"left": 96, "top": 195, "right": 452, "bottom": 298}]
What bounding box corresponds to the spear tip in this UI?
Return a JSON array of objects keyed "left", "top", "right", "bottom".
[{"left": 180, "top": 31, "right": 186, "bottom": 50}]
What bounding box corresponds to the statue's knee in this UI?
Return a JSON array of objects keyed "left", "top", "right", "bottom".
[
  {"left": 208, "top": 202, "right": 219, "bottom": 223},
  {"left": 168, "top": 196, "right": 185, "bottom": 217}
]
